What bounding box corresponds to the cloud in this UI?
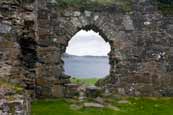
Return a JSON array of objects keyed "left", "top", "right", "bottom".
[{"left": 66, "top": 30, "right": 111, "bottom": 56}]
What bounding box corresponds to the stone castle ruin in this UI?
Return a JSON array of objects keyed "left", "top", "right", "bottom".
[{"left": 0, "top": 0, "right": 173, "bottom": 99}]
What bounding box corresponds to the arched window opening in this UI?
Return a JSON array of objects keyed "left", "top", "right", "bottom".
[{"left": 62, "top": 30, "right": 111, "bottom": 86}]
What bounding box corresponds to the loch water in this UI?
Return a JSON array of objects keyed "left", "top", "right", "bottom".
[{"left": 62, "top": 55, "right": 110, "bottom": 78}]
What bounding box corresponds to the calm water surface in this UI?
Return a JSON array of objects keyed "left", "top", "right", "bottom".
[{"left": 62, "top": 56, "right": 110, "bottom": 78}]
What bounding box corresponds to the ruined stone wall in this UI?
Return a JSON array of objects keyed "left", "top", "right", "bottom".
[
  {"left": 102, "top": 0, "right": 173, "bottom": 96},
  {"left": 0, "top": 80, "right": 31, "bottom": 115},
  {"left": 35, "top": 0, "right": 69, "bottom": 98},
  {"left": 0, "top": 0, "right": 67, "bottom": 98},
  {"left": 0, "top": 0, "right": 38, "bottom": 98},
  {"left": 0, "top": 0, "right": 173, "bottom": 98},
  {"left": 37, "top": 0, "right": 173, "bottom": 97}
]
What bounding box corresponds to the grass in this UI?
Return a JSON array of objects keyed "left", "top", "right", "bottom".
[
  {"left": 32, "top": 99, "right": 114, "bottom": 115},
  {"left": 70, "top": 77, "right": 99, "bottom": 86},
  {"left": 32, "top": 98, "right": 173, "bottom": 115}
]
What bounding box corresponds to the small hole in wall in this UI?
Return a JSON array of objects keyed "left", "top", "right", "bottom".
[{"left": 62, "top": 29, "right": 111, "bottom": 86}]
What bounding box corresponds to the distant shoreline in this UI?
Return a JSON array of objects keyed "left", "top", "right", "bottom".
[{"left": 62, "top": 53, "right": 108, "bottom": 58}]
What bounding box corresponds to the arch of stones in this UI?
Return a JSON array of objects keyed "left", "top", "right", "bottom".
[{"left": 0, "top": 0, "right": 173, "bottom": 98}]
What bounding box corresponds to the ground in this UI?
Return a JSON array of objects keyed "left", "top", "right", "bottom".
[
  {"left": 70, "top": 77, "right": 99, "bottom": 86},
  {"left": 32, "top": 97, "right": 173, "bottom": 115}
]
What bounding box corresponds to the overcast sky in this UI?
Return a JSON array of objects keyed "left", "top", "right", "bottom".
[{"left": 66, "top": 30, "right": 111, "bottom": 56}]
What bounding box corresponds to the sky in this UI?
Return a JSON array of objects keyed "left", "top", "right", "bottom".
[{"left": 66, "top": 30, "right": 111, "bottom": 56}]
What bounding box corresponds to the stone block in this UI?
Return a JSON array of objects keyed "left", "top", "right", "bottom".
[
  {"left": 64, "top": 84, "right": 80, "bottom": 98},
  {"left": 0, "top": 42, "right": 17, "bottom": 48},
  {"left": 123, "top": 15, "right": 134, "bottom": 31},
  {"left": 0, "top": 23, "right": 11, "bottom": 34},
  {"left": 126, "top": 74, "right": 152, "bottom": 84},
  {"left": 73, "top": 11, "right": 81, "bottom": 17},
  {"left": 51, "top": 85, "right": 64, "bottom": 97},
  {"left": 38, "top": 9, "right": 49, "bottom": 19},
  {"left": 38, "top": 27, "right": 50, "bottom": 37},
  {"left": 85, "top": 86, "right": 102, "bottom": 98},
  {"left": 37, "top": 47, "right": 60, "bottom": 64},
  {"left": 84, "top": 10, "right": 92, "bottom": 17}
]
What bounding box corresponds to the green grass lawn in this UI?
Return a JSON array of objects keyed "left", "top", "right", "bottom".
[
  {"left": 32, "top": 98, "right": 173, "bottom": 115},
  {"left": 70, "top": 77, "right": 99, "bottom": 86}
]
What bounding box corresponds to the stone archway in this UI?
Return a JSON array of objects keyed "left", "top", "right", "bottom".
[
  {"left": 35, "top": 2, "right": 173, "bottom": 97},
  {"left": 59, "top": 23, "right": 125, "bottom": 97},
  {"left": 36, "top": 2, "right": 148, "bottom": 97},
  {"left": 36, "top": 6, "right": 127, "bottom": 97}
]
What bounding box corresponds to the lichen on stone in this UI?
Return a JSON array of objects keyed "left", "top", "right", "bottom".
[
  {"left": 0, "top": 80, "right": 24, "bottom": 95},
  {"left": 0, "top": 80, "right": 30, "bottom": 115}
]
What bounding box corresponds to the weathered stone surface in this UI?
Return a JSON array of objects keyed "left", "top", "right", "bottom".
[
  {"left": 73, "top": 11, "right": 81, "bottom": 17},
  {"left": 0, "top": 0, "right": 173, "bottom": 100},
  {"left": 0, "top": 23, "right": 11, "bottom": 34},
  {"left": 95, "top": 97, "right": 104, "bottom": 104},
  {"left": 23, "top": 13, "right": 35, "bottom": 22},
  {"left": 0, "top": 81, "right": 31, "bottom": 115},
  {"left": 70, "top": 104, "right": 82, "bottom": 110},
  {"left": 122, "top": 15, "right": 134, "bottom": 31},
  {"left": 86, "top": 86, "right": 102, "bottom": 98},
  {"left": 117, "top": 100, "right": 129, "bottom": 104},
  {"left": 84, "top": 10, "right": 92, "bottom": 17},
  {"left": 51, "top": 85, "right": 64, "bottom": 97},
  {"left": 83, "top": 102, "right": 104, "bottom": 108},
  {"left": 64, "top": 84, "right": 80, "bottom": 98},
  {"left": 107, "top": 105, "right": 120, "bottom": 111}
]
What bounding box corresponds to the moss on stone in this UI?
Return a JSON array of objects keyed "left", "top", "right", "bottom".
[
  {"left": 0, "top": 80, "right": 24, "bottom": 93},
  {"left": 0, "top": 41, "right": 15, "bottom": 48},
  {"left": 56, "top": 0, "right": 133, "bottom": 12},
  {"left": 56, "top": 0, "right": 173, "bottom": 15},
  {"left": 157, "top": 0, "right": 173, "bottom": 15}
]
